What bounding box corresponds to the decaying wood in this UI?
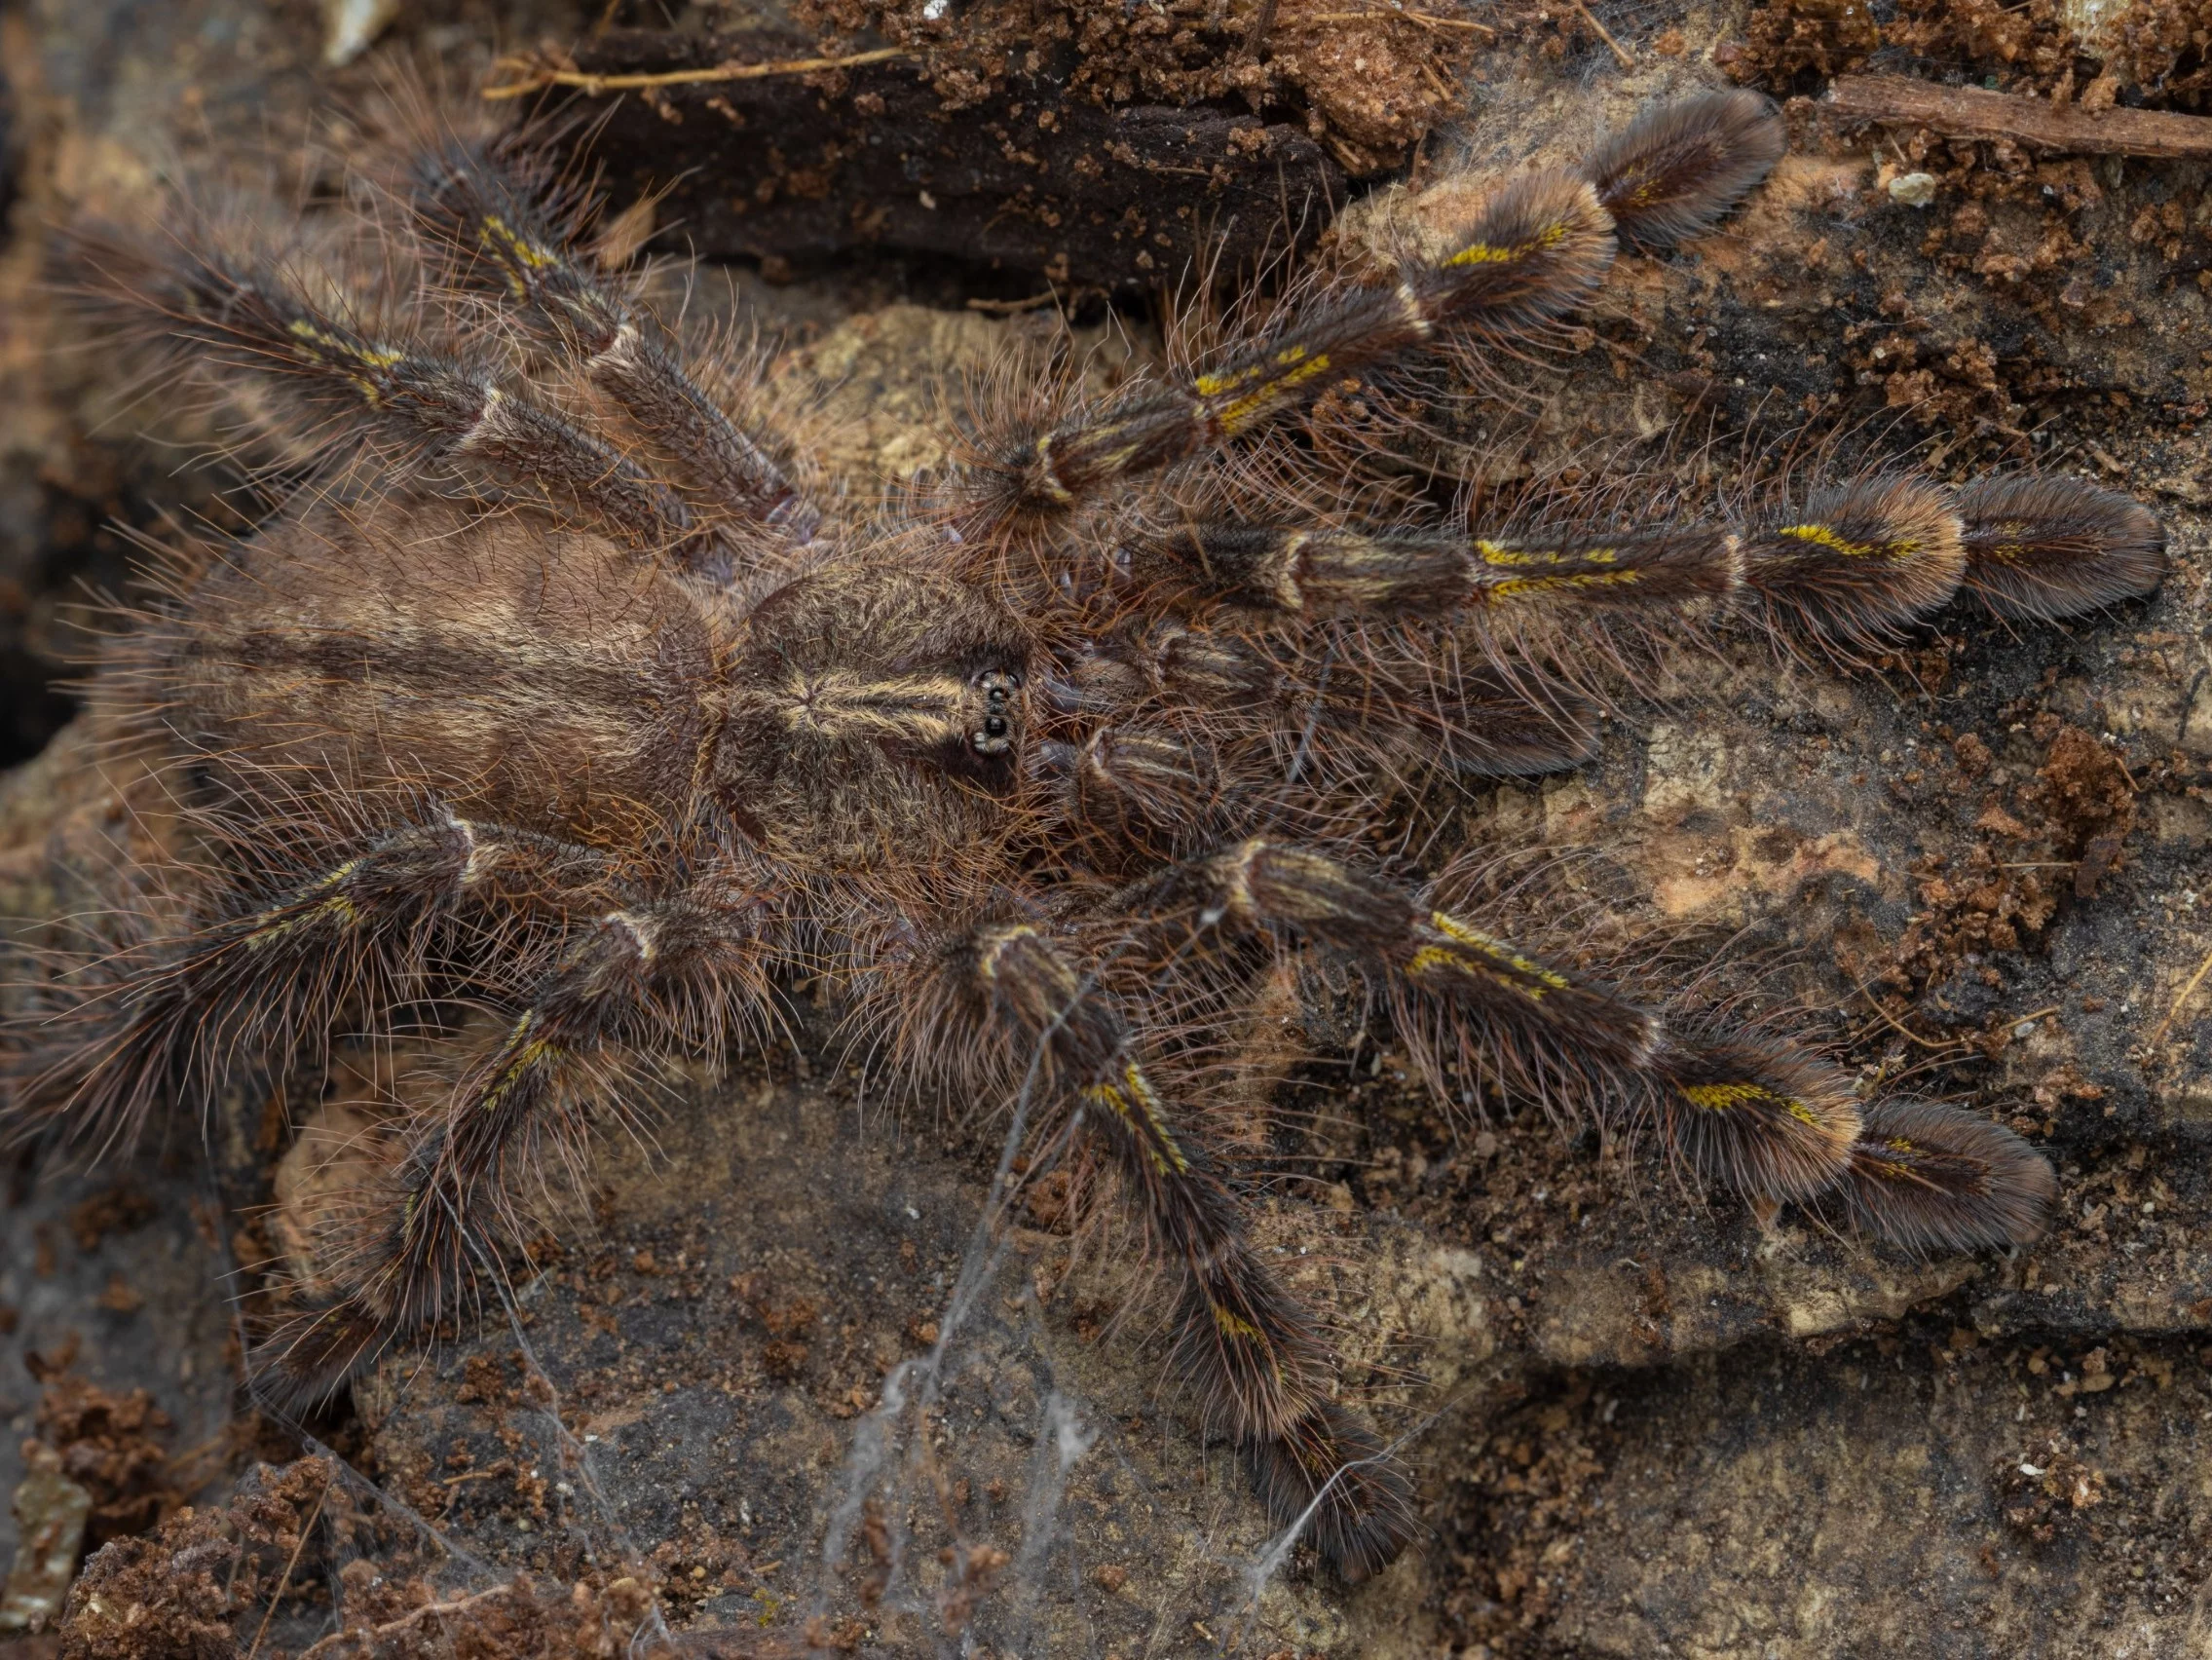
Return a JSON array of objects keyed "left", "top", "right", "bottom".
[{"left": 1827, "top": 72, "right": 2212, "bottom": 160}]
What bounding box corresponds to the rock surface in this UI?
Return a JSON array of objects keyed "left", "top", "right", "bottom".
[{"left": 0, "top": 1, "right": 2207, "bottom": 1656}]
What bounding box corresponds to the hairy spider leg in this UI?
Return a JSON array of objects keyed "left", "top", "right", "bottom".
[
  {"left": 926, "top": 919, "right": 1416, "bottom": 1581},
  {"left": 1032, "top": 722, "right": 1225, "bottom": 860},
  {"left": 1743, "top": 472, "right": 2164, "bottom": 637},
  {"left": 981, "top": 170, "right": 1613, "bottom": 527},
  {"left": 1581, "top": 89, "right": 1788, "bottom": 250},
  {"left": 1954, "top": 474, "right": 2168, "bottom": 621},
  {"left": 1137, "top": 516, "right": 1744, "bottom": 618},
  {"left": 114, "top": 242, "right": 696, "bottom": 550},
  {"left": 971, "top": 93, "right": 1787, "bottom": 531},
  {"left": 1826, "top": 1097, "right": 2059, "bottom": 1253},
  {"left": 406, "top": 135, "right": 817, "bottom": 556},
  {"left": 1136, "top": 472, "right": 2163, "bottom": 643},
  {"left": 2, "top": 811, "right": 602, "bottom": 1158},
  {"left": 1144, "top": 839, "right": 2053, "bottom": 1244},
  {"left": 1031, "top": 673, "right": 1591, "bottom": 872},
  {"left": 1061, "top": 622, "right": 1601, "bottom": 782},
  {"left": 252, "top": 882, "right": 778, "bottom": 1407}
]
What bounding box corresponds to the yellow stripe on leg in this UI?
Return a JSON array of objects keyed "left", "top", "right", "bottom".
[
  {"left": 1406, "top": 911, "right": 1574, "bottom": 1002},
  {"left": 1211, "top": 1300, "right": 1291, "bottom": 1392},
  {"left": 1197, "top": 344, "right": 1337, "bottom": 436},
  {"left": 1443, "top": 214, "right": 1575, "bottom": 268},
  {"left": 1678, "top": 1079, "right": 1825, "bottom": 1130},
  {"left": 1213, "top": 1302, "right": 1270, "bottom": 1343},
  {"left": 1777, "top": 523, "right": 1920, "bottom": 561},
  {"left": 477, "top": 1010, "right": 564, "bottom": 1115},
  {"left": 1485, "top": 572, "right": 1644, "bottom": 602},
  {"left": 1473, "top": 541, "right": 1622, "bottom": 566},
  {"left": 1079, "top": 1060, "right": 1192, "bottom": 1177},
  {"left": 242, "top": 857, "right": 366, "bottom": 950}
]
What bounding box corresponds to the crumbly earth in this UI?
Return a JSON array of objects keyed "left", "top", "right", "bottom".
[{"left": 1, "top": 1, "right": 2208, "bottom": 1657}]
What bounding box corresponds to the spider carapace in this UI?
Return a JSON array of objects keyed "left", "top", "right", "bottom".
[{"left": 4, "top": 86, "right": 2165, "bottom": 1579}]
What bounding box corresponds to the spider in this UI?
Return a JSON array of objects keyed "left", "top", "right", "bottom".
[{"left": 1, "top": 84, "right": 2165, "bottom": 1584}]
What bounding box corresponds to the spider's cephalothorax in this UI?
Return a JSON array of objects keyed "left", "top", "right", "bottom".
[{"left": 4, "top": 88, "right": 2166, "bottom": 1582}]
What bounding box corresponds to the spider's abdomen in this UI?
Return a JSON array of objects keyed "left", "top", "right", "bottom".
[{"left": 165, "top": 499, "right": 720, "bottom": 839}]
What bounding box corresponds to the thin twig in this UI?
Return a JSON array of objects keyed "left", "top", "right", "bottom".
[
  {"left": 296, "top": 1584, "right": 529, "bottom": 1659},
  {"left": 1244, "top": 0, "right": 1281, "bottom": 56},
  {"left": 434, "top": 1461, "right": 516, "bottom": 1520},
  {"left": 964, "top": 292, "right": 1062, "bottom": 315},
  {"left": 2151, "top": 945, "right": 2212, "bottom": 1048},
  {"left": 1302, "top": 8, "right": 1497, "bottom": 32},
  {"left": 1854, "top": 981, "right": 1972, "bottom": 1051},
  {"left": 1407, "top": 7, "right": 1496, "bottom": 33},
  {"left": 483, "top": 47, "right": 910, "bottom": 101},
  {"left": 1828, "top": 72, "right": 2212, "bottom": 160},
  {"left": 1567, "top": 0, "right": 1634, "bottom": 68},
  {"left": 161, "top": 1431, "right": 234, "bottom": 1491},
  {"left": 244, "top": 1480, "right": 330, "bottom": 1660}
]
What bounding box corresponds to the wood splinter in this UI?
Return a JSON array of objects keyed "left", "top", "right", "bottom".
[{"left": 1827, "top": 72, "right": 2212, "bottom": 161}]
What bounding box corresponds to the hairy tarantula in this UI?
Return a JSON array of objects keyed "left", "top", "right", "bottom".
[{"left": 2, "top": 85, "right": 2168, "bottom": 1583}]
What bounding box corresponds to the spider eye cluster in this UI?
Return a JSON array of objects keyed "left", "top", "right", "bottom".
[{"left": 974, "top": 669, "right": 1022, "bottom": 755}]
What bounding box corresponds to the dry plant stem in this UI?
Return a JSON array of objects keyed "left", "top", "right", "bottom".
[
  {"left": 1827, "top": 73, "right": 2212, "bottom": 160},
  {"left": 244, "top": 1478, "right": 330, "bottom": 1660},
  {"left": 1303, "top": 10, "right": 1498, "bottom": 34},
  {"left": 1244, "top": 0, "right": 1280, "bottom": 56},
  {"left": 966, "top": 292, "right": 1063, "bottom": 315},
  {"left": 2152, "top": 945, "right": 2212, "bottom": 1048},
  {"left": 1854, "top": 983, "right": 1974, "bottom": 1053},
  {"left": 1567, "top": 0, "right": 1634, "bottom": 69},
  {"left": 482, "top": 47, "right": 910, "bottom": 100},
  {"left": 294, "top": 1584, "right": 534, "bottom": 1658}
]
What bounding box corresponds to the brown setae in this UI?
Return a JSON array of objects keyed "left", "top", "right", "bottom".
[{"left": 1, "top": 86, "right": 2166, "bottom": 1584}]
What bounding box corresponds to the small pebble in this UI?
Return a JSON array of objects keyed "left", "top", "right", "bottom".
[{"left": 1888, "top": 171, "right": 1938, "bottom": 208}]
